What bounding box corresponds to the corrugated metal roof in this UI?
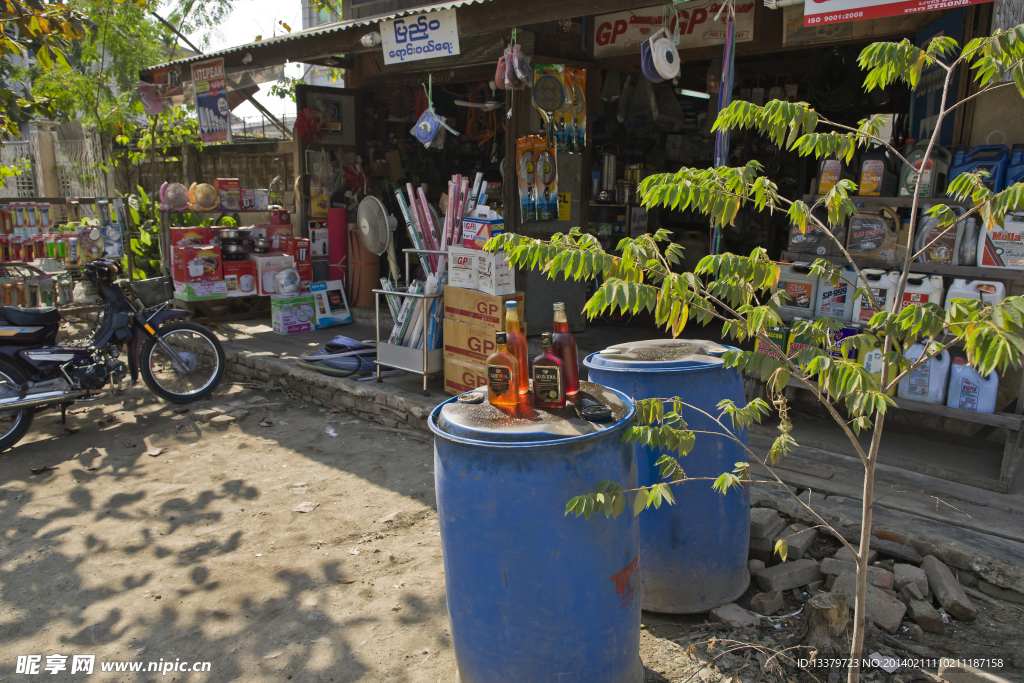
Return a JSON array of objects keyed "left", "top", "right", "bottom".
[{"left": 144, "top": 0, "right": 493, "bottom": 73}]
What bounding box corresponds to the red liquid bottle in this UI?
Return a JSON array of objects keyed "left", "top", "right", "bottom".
[
  {"left": 504, "top": 300, "right": 529, "bottom": 396},
  {"left": 552, "top": 302, "right": 579, "bottom": 399},
  {"left": 532, "top": 332, "right": 566, "bottom": 409}
]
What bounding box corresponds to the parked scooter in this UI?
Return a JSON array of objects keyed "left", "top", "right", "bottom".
[{"left": 0, "top": 259, "right": 225, "bottom": 451}]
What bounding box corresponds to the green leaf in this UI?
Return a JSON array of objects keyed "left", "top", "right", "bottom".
[
  {"left": 774, "top": 538, "right": 789, "bottom": 563},
  {"left": 633, "top": 490, "right": 648, "bottom": 516}
]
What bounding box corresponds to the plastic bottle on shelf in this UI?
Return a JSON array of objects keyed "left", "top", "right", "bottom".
[
  {"left": 897, "top": 342, "right": 951, "bottom": 405},
  {"left": 946, "top": 356, "right": 999, "bottom": 413},
  {"left": 855, "top": 330, "right": 898, "bottom": 396},
  {"left": 977, "top": 211, "right": 1024, "bottom": 268},
  {"left": 851, "top": 269, "right": 899, "bottom": 325},
  {"left": 949, "top": 145, "right": 1010, "bottom": 193},
  {"left": 1007, "top": 144, "right": 1024, "bottom": 187},
  {"left": 813, "top": 268, "right": 857, "bottom": 323},
  {"left": 900, "top": 274, "right": 945, "bottom": 309},
  {"left": 817, "top": 156, "right": 856, "bottom": 195},
  {"left": 776, "top": 263, "right": 819, "bottom": 321},
  {"left": 858, "top": 147, "right": 898, "bottom": 196},
  {"left": 900, "top": 142, "right": 950, "bottom": 197},
  {"left": 944, "top": 279, "right": 1006, "bottom": 311}
]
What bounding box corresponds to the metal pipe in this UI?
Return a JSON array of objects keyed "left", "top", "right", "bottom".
[{"left": 0, "top": 389, "right": 88, "bottom": 411}]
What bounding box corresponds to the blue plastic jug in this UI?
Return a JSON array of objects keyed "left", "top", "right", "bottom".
[
  {"left": 1007, "top": 144, "right": 1024, "bottom": 188},
  {"left": 948, "top": 145, "right": 1010, "bottom": 193}
]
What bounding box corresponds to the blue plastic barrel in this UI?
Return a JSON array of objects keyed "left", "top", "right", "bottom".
[
  {"left": 430, "top": 381, "right": 642, "bottom": 683},
  {"left": 585, "top": 339, "right": 751, "bottom": 614}
]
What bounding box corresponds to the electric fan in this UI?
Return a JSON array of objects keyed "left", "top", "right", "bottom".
[{"left": 357, "top": 195, "right": 401, "bottom": 282}]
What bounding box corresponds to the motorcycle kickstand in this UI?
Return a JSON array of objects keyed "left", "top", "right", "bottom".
[{"left": 61, "top": 403, "right": 67, "bottom": 425}]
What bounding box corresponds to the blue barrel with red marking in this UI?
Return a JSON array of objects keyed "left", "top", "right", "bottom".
[
  {"left": 585, "top": 339, "right": 751, "bottom": 614},
  {"left": 430, "top": 381, "right": 642, "bottom": 683}
]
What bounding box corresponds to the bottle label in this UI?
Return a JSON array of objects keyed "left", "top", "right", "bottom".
[
  {"left": 487, "top": 365, "right": 513, "bottom": 396},
  {"left": 860, "top": 160, "right": 884, "bottom": 195},
  {"left": 532, "top": 365, "right": 564, "bottom": 404}
]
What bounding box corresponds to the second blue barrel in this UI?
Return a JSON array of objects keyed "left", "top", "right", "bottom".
[
  {"left": 430, "top": 381, "right": 643, "bottom": 682},
  {"left": 585, "top": 339, "right": 751, "bottom": 614}
]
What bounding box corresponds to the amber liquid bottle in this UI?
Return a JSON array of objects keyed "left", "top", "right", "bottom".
[
  {"left": 532, "top": 332, "right": 566, "bottom": 409},
  {"left": 504, "top": 300, "right": 529, "bottom": 395},
  {"left": 486, "top": 332, "right": 520, "bottom": 407},
  {"left": 552, "top": 302, "right": 580, "bottom": 398}
]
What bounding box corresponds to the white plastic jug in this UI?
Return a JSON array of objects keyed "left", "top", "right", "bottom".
[
  {"left": 814, "top": 268, "right": 857, "bottom": 322},
  {"left": 776, "top": 263, "right": 818, "bottom": 321},
  {"left": 855, "top": 328, "right": 897, "bottom": 396},
  {"left": 977, "top": 212, "right": 1024, "bottom": 269},
  {"left": 947, "top": 356, "right": 999, "bottom": 413},
  {"left": 944, "top": 279, "right": 1006, "bottom": 310},
  {"left": 901, "top": 274, "right": 944, "bottom": 309},
  {"left": 897, "top": 342, "right": 951, "bottom": 405},
  {"left": 851, "top": 269, "right": 899, "bottom": 325}
]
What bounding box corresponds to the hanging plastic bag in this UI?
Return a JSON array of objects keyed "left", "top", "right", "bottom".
[
  {"left": 627, "top": 76, "right": 656, "bottom": 131},
  {"left": 654, "top": 85, "right": 685, "bottom": 132},
  {"left": 511, "top": 45, "right": 532, "bottom": 88},
  {"left": 602, "top": 70, "right": 622, "bottom": 102},
  {"left": 616, "top": 75, "right": 634, "bottom": 123}
]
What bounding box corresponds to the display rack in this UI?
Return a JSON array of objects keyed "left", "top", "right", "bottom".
[{"left": 372, "top": 249, "right": 447, "bottom": 394}]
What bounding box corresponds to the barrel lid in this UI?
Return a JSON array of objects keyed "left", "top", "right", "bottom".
[
  {"left": 587, "top": 338, "right": 729, "bottom": 371},
  {"left": 434, "top": 381, "right": 630, "bottom": 443}
]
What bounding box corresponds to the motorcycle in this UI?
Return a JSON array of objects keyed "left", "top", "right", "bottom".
[{"left": 0, "top": 259, "right": 225, "bottom": 451}]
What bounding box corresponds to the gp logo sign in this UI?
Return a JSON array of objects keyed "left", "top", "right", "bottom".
[
  {"left": 380, "top": 9, "right": 461, "bottom": 66},
  {"left": 592, "top": 1, "right": 753, "bottom": 58}
]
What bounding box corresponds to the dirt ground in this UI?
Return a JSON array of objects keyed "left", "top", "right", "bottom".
[{"left": 0, "top": 375, "right": 1021, "bottom": 682}]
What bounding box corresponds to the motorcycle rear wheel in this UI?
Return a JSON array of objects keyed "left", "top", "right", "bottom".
[
  {"left": 140, "top": 322, "right": 225, "bottom": 403},
  {"left": 0, "top": 358, "right": 34, "bottom": 451}
]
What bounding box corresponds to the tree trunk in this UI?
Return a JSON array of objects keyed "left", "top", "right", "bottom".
[
  {"left": 807, "top": 592, "right": 850, "bottom": 656},
  {"left": 848, "top": 418, "right": 882, "bottom": 683}
]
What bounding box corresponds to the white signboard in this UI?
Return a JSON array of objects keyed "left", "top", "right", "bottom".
[
  {"left": 803, "top": 0, "right": 994, "bottom": 26},
  {"left": 380, "top": 8, "right": 461, "bottom": 66},
  {"left": 593, "top": 1, "right": 754, "bottom": 58}
]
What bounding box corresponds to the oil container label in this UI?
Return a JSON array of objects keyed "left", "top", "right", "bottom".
[
  {"left": 781, "top": 280, "right": 813, "bottom": 309},
  {"left": 848, "top": 217, "right": 887, "bottom": 252},
  {"left": 907, "top": 365, "right": 931, "bottom": 397},
  {"left": 903, "top": 159, "right": 934, "bottom": 196},
  {"left": 532, "top": 365, "right": 564, "bottom": 403},
  {"left": 487, "top": 365, "right": 513, "bottom": 397},
  {"left": 818, "top": 283, "right": 850, "bottom": 317},
  {"left": 860, "top": 160, "right": 885, "bottom": 195},
  {"left": 819, "top": 160, "right": 841, "bottom": 193},
  {"left": 857, "top": 287, "right": 886, "bottom": 323},
  {"left": 979, "top": 214, "right": 1024, "bottom": 268},
  {"left": 756, "top": 326, "right": 788, "bottom": 359},
  {"left": 863, "top": 348, "right": 885, "bottom": 373},
  {"left": 956, "top": 378, "right": 980, "bottom": 410}
]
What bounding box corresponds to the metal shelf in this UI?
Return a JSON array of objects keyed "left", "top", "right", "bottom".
[
  {"left": 801, "top": 195, "right": 972, "bottom": 208},
  {"left": 780, "top": 251, "right": 1024, "bottom": 282}
]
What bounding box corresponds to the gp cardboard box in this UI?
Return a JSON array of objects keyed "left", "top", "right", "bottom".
[
  {"left": 309, "top": 226, "right": 330, "bottom": 259},
  {"left": 172, "top": 245, "right": 222, "bottom": 283},
  {"left": 460, "top": 206, "right": 504, "bottom": 250},
  {"left": 173, "top": 280, "right": 227, "bottom": 301},
  {"left": 223, "top": 259, "right": 257, "bottom": 297},
  {"left": 443, "top": 317, "right": 529, "bottom": 363},
  {"left": 444, "top": 357, "right": 488, "bottom": 396},
  {"left": 309, "top": 280, "right": 351, "bottom": 328},
  {"left": 443, "top": 288, "right": 524, "bottom": 331},
  {"left": 251, "top": 253, "right": 295, "bottom": 296},
  {"left": 215, "top": 178, "right": 241, "bottom": 211},
  {"left": 477, "top": 249, "right": 515, "bottom": 296},
  {"left": 448, "top": 246, "right": 477, "bottom": 290},
  {"left": 271, "top": 293, "right": 316, "bottom": 335},
  {"left": 169, "top": 227, "right": 211, "bottom": 247}
]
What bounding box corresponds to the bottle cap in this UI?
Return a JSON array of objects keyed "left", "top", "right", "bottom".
[
  {"left": 553, "top": 301, "right": 565, "bottom": 310},
  {"left": 541, "top": 332, "right": 552, "bottom": 347},
  {"left": 495, "top": 331, "right": 507, "bottom": 344},
  {"left": 505, "top": 300, "right": 517, "bottom": 309}
]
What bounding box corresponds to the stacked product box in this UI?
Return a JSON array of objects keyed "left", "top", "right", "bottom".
[{"left": 442, "top": 287, "right": 525, "bottom": 396}]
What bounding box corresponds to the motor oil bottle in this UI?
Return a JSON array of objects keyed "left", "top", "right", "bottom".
[
  {"left": 900, "top": 142, "right": 950, "bottom": 197},
  {"left": 944, "top": 279, "right": 1006, "bottom": 311},
  {"left": 1007, "top": 144, "right": 1024, "bottom": 188},
  {"left": 955, "top": 215, "right": 980, "bottom": 266},
  {"left": 855, "top": 329, "right": 898, "bottom": 396},
  {"left": 914, "top": 204, "right": 960, "bottom": 264},
  {"left": 813, "top": 267, "right": 857, "bottom": 323},
  {"left": 949, "top": 144, "right": 1009, "bottom": 193},
  {"left": 847, "top": 205, "right": 902, "bottom": 264},
  {"left": 977, "top": 211, "right": 1024, "bottom": 269},
  {"left": 858, "top": 147, "right": 898, "bottom": 196},
  {"left": 816, "top": 156, "right": 856, "bottom": 195},
  {"left": 900, "top": 273, "right": 944, "bottom": 309},
  {"left": 851, "top": 269, "right": 899, "bottom": 325},
  {"left": 775, "top": 263, "right": 819, "bottom": 321},
  {"left": 897, "top": 342, "right": 951, "bottom": 405},
  {"left": 947, "top": 356, "right": 999, "bottom": 413},
  {"left": 788, "top": 205, "right": 847, "bottom": 258}
]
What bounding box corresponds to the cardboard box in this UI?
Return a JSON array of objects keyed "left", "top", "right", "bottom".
[
  {"left": 169, "top": 227, "right": 212, "bottom": 247},
  {"left": 444, "top": 357, "right": 488, "bottom": 396},
  {"left": 444, "top": 288, "right": 524, "bottom": 331},
  {"left": 461, "top": 207, "right": 505, "bottom": 250},
  {"left": 269, "top": 209, "right": 290, "bottom": 225},
  {"left": 254, "top": 189, "right": 269, "bottom": 210},
  {"left": 477, "top": 250, "right": 515, "bottom": 296},
  {"left": 172, "top": 245, "right": 222, "bottom": 283},
  {"left": 309, "top": 224, "right": 329, "bottom": 259},
  {"left": 223, "top": 259, "right": 257, "bottom": 297},
  {"left": 250, "top": 224, "right": 294, "bottom": 251},
  {"left": 296, "top": 260, "right": 313, "bottom": 285},
  {"left": 309, "top": 280, "right": 351, "bottom": 328},
  {"left": 240, "top": 189, "right": 256, "bottom": 211},
  {"left": 281, "top": 237, "right": 311, "bottom": 262},
  {"left": 215, "top": 178, "right": 241, "bottom": 211},
  {"left": 443, "top": 318, "right": 496, "bottom": 363},
  {"left": 448, "top": 246, "right": 477, "bottom": 290},
  {"left": 251, "top": 253, "right": 295, "bottom": 296},
  {"left": 173, "top": 280, "right": 227, "bottom": 301},
  {"left": 271, "top": 293, "right": 316, "bottom": 335}
]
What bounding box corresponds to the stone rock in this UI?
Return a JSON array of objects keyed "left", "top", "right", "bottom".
[
  {"left": 835, "top": 545, "right": 878, "bottom": 565},
  {"left": 907, "top": 599, "right": 945, "bottom": 634},
  {"left": 880, "top": 587, "right": 899, "bottom": 599},
  {"left": 922, "top": 555, "right": 978, "bottom": 621},
  {"left": 939, "top": 664, "right": 1015, "bottom": 683},
  {"left": 807, "top": 580, "right": 824, "bottom": 593},
  {"left": 750, "top": 591, "right": 785, "bottom": 616},
  {"left": 903, "top": 622, "right": 924, "bottom": 637},
  {"left": 873, "top": 538, "right": 923, "bottom": 564},
  {"left": 709, "top": 603, "right": 760, "bottom": 628},
  {"left": 830, "top": 571, "right": 907, "bottom": 634},
  {"left": 209, "top": 414, "right": 237, "bottom": 427},
  {"left": 773, "top": 523, "right": 818, "bottom": 561},
  {"left": 750, "top": 518, "right": 787, "bottom": 552},
  {"left": 227, "top": 410, "right": 249, "bottom": 420},
  {"left": 893, "top": 563, "right": 929, "bottom": 595},
  {"left": 820, "top": 557, "right": 894, "bottom": 589},
  {"left": 898, "top": 583, "right": 926, "bottom": 603},
  {"left": 192, "top": 409, "right": 218, "bottom": 423},
  {"left": 977, "top": 580, "right": 1024, "bottom": 605},
  {"left": 755, "top": 559, "right": 823, "bottom": 593},
  {"left": 750, "top": 508, "right": 783, "bottom": 538},
  {"left": 748, "top": 559, "right": 765, "bottom": 576}
]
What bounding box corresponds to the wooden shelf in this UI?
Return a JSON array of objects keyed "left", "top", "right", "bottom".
[
  {"left": 802, "top": 195, "right": 972, "bottom": 208},
  {"left": 779, "top": 251, "right": 1024, "bottom": 282}
]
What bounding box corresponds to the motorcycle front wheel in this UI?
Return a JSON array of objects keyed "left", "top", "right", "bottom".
[
  {"left": 0, "top": 358, "right": 33, "bottom": 451},
  {"left": 140, "top": 322, "right": 226, "bottom": 403}
]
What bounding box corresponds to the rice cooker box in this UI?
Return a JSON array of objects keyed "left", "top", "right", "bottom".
[
  {"left": 223, "top": 259, "right": 257, "bottom": 297},
  {"left": 271, "top": 293, "right": 316, "bottom": 335},
  {"left": 173, "top": 280, "right": 227, "bottom": 301},
  {"left": 215, "top": 178, "right": 241, "bottom": 211},
  {"left": 251, "top": 253, "right": 296, "bottom": 296},
  {"left": 170, "top": 227, "right": 212, "bottom": 247},
  {"left": 172, "top": 245, "right": 222, "bottom": 283}
]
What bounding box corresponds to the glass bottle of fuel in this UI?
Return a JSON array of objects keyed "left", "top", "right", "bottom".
[
  {"left": 532, "top": 332, "right": 566, "bottom": 409},
  {"left": 486, "top": 332, "right": 520, "bottom": 407},
  {"left": 504, "top": 300, "right": 529, "bottom": 395},
  {"left": 552, "top": 302, "right": 579, "bottom": 399}
]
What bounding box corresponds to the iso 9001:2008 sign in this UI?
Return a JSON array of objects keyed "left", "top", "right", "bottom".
[{"left": 379, "top": 8, "right": 461, "bottom": 66}]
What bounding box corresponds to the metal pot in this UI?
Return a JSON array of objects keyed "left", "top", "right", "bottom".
[
  {"left": 251, "top": 237, "right": 271, "bottom": 254},
  {"left": 222, "top": 243, "right": 249, "bottom": 260},
  {"left": 217, "top": 228, "right": 251, "bottom": 240}
]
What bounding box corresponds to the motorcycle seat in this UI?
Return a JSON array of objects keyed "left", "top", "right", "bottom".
[{"left": 0, "top": 306, "right": 61, "bottom": 325}]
